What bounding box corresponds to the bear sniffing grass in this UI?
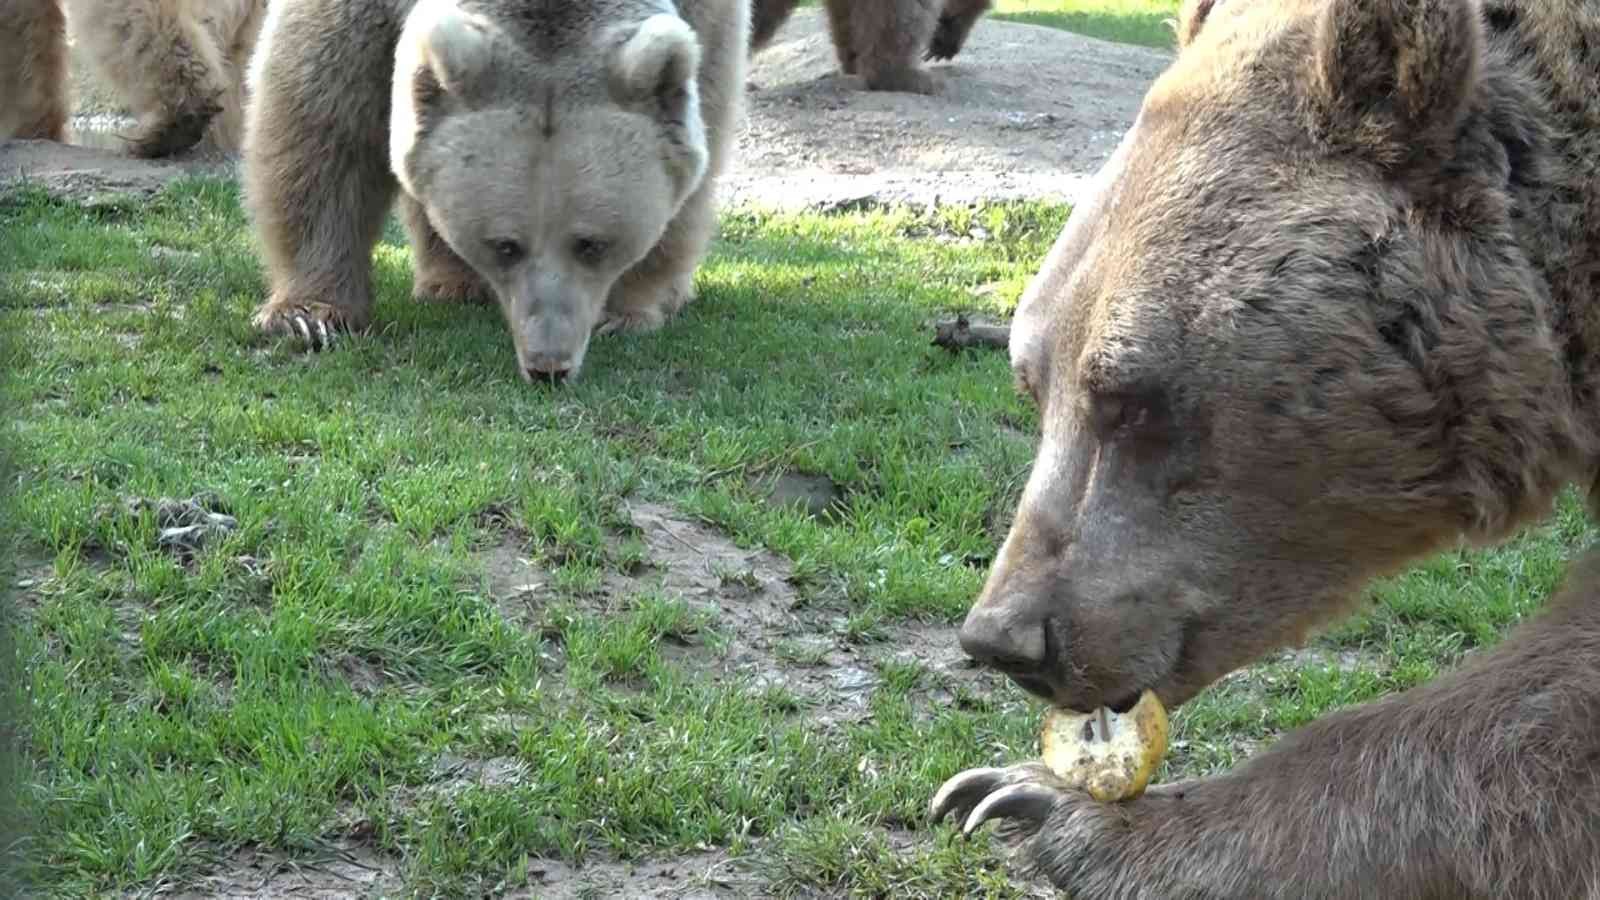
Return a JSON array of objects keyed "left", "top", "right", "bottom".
[
  {"left": 931, "top": 0, "right": 1600, "bottom": 896},
  {"left": 242, "top": 0, "right": 747, "bottom": 383}
]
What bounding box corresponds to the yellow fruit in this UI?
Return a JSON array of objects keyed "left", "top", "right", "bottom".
[{"left": 1039, "top": 689, "right": 1170, "bottom": 803}]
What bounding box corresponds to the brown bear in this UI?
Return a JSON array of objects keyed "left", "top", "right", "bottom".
[
  {"left": 750, "top": 0, "right": 993, "bottom": 94},
  {"left": 930, "top": 0, "right": 1600, "bottom": 896},
  {"left": 241, "top": 0, "right": 747, "bottom": 383},
  {"left": 0, "top": 0, "right": 265, "bottom": 157}
]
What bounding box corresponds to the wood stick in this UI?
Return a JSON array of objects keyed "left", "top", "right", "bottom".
[{"left": 932, "top": 314, "right": 1011, "bottom": 353}]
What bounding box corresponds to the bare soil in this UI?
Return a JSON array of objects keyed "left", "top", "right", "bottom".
[{"left": 5, "top": 10, "right": 1172, "bottom": 209}]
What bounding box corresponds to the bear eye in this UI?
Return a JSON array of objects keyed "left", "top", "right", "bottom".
[
  {"left": 572, "top": 237, "right": 610, "bottom": 266},
  {"left": 1090, "top": 386, "right": 1172, "bottom": 441},
  {"left": 488, "top": 239, "right": 525, "bottom": 265}
]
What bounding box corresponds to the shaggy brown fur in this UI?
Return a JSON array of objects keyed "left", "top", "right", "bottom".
[
  {"left": 0, "top": 0, "right": 69, "bottom": 142},
  {"left": 749, "top": 0, "right": 992, "bottom": 94},
  {"left": 242, "top": 0, "right": 746, "bottom": 382},
  {"left": 931, "top": 0, "right": 1600, "bottom": 896},
  {"left": 0, "top": 0, "right": 263, "bottom": 156}
]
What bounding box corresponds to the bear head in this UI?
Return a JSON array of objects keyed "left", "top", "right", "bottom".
[
  {"left": 390, "top": 0, "right": 710, "bottom": 382},
  {"left": 957, "top": 0, "right": 1592, "bottom": 713}
]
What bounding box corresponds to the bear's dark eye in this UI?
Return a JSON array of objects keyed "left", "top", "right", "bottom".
[
  {"left": 489, "top": 239, "right": 525, "bottom": 265},
  {"left": 1089, "top": 386, "right": 1172, "bottom": 442},
  {"left": 572, "top": 237, "right": 610, "bottom": 266}
]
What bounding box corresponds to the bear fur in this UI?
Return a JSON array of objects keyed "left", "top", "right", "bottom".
[
  {"left": 0, "top": 0, "right": 265, "bottom": 157},
  {"left": 241, "top": 0, "right": 747, "bottom": 382},
  {"left": 932, "top": 0, "right": 1600, "bottom": 896},
  {"left": 0, "top": 0, "right": 69, "bottom": 143},
  {"left": 750, "top": 0, "right": 992, "bottom": 94}
]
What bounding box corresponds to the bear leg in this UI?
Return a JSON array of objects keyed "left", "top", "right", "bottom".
[
  {"left": 821, "top": 0, "right": 859, "bottom": 75},
  {"left": 598, "top": 180, "right": 718, "bottom": 337},
  {"left": 242, "top": 1, "right": 400, "bottom": 348},
  {"left": 749, "top": 0, "right": 799, "bottom": 56},
  {"left": 0, "top": 0, "right": 69, "bottom": 142},
  {"left": 852, "top": 0, "right": 941, "bottom": 94},
  {"left": 926, "top": 0, "right": 992, "bottom": 62},
  {"left": 63, "top": 0, "right": 227, "bottom": 158},
  {"left": 400, "top": 195, "right": 491, "bottom": 306}
]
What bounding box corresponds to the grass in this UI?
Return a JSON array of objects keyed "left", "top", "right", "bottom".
[
  {"left": 992, "top": 0, "right": 1181, "bottom": 48},
  {"left": 2, "top": 173, "right": 1594, "bottom": 898}
]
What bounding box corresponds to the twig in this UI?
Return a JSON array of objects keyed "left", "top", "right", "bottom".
[{"left": 932, "top": 314, "right": 1011, "bottom": 353}]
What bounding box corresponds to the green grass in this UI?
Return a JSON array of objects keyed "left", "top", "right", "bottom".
[
  {"left": 992, "top": 0, "right": 1181, "bottom": 48},
  {"left": 2, "top": 177, "right": 1594, "bottom": 898}
]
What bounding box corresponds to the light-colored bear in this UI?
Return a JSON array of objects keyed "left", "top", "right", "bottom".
[
  {"left": 0, "top": 0, "right": 265, "bottom": 156},
  {"left": 242, "top": 0, "right": 748, "bottom": 384}
]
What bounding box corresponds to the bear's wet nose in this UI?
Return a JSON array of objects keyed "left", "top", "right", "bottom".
[
  {"left": 523, "top": 353, "right": 574, "bottom": 385},
  {"left": 526, "top": 366, "right": 570, "bottom": 385},
  {"left": 959, "top": 603, "right": 1048, "bottom": 672}
]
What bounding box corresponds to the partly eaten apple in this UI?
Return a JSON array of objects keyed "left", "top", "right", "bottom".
[{"left": 1039, "top": 689, "right": 1170, "bottom": 803}]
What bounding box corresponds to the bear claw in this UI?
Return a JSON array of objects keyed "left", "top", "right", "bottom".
[
  {"left": 930, "top": 762, "right": 1063, "bottom": 836},
  {"left": 253, "top": 301, "right": 364, "bottom": 351}
]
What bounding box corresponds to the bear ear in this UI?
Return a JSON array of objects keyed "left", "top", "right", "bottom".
[
  {"left": 608, "top": 14, "right": 702, "bottom": 106},
  {"left": 1175, "top": 0, "right": 1221, "bottom": 49},
  {"left": 406, "top": 0, "right": 498, "bottom": 100},
  {"left": 1308, "top": 0, "right": 1483, "bottom": 156}
]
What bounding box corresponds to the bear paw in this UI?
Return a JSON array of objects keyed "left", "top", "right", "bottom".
[
  {"left": 930, "top": 761, "right": 1065, "bottom": 839},
  {"left": 252, "top": 299, "right": 369, "bottom": 351},
  {"left": 594, "top": 307, "right": 668, "bottom": 337},
  {"left": 414, "top": 273, "right": 491, "bottom": 306},
  {"left": 863, "top": 65, "right": 940, "bottom": 95},
  {"left": 926, "top": 15, "right": 971, "bottom": 62}
]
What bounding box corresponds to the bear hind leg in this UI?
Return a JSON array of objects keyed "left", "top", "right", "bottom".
[
  {"left": 852, "top": 0, "right": 941, "bottom": 95},
  {"left": 820, "top": 0, "right": 859, "bottom": 75}
]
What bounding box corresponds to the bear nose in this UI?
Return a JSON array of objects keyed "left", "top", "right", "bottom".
[
  {"left": 526, "top": 366, "right": 570, "bottom": 385},
  {"left": 523, "top": 354, "right": 573, "bottom": 385},
  {"left": 959, "top": 602, "right": 1048, "bottom": 672}
]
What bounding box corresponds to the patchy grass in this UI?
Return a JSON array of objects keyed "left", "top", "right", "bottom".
[
  {"left": 992, "top": 0, "right": 1182, "bottom": 49},
  {"left": 2, "top": 177, "right": 1594, "bottom": 898}
]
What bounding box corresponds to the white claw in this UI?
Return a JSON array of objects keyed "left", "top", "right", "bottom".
[
  {"left": 930, "top": 767, "right": 1004, "bottom": 823},
  {"left": 317, "top": 319, "right": 332, "bottom": 348},
  {"left": 293, "top": 315, "right": 312, "bottom": 345},
  {"left": 961, "top": 782, "right": 1059, "bottom": 837}
]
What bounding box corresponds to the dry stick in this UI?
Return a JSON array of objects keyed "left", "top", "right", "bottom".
[{"left": 931, "top": 314, "right": 1011, "bottom": 353}]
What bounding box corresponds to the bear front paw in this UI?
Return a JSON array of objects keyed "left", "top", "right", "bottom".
[
  {"left": 930, "top": 761, "right": 1066, "bottom": 839},
  {"left": 414, "top": 272, "right": 491, "bottom": 306},
  {"left": 594, "top": 308, "right": 668, "bottom": 337},
  {"left": 252, "top": 299, "right": 369, "bottom": 351},
  {"left": 926, "top": 16, "right": 968, "bottom": 61}
]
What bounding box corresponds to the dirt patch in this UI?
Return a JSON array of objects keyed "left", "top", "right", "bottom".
[
  {"left": 487, "top": 499, "right": 997, "bottom": 728},
  {"left": 514, "top": 850, "right": 756, "bottom": 900},
  {"left": 144, "top": 841, "right": 404, "bottom": 900},
  {"left": 728, "top": 9, "right": 1173, "bottom": 209},
  {"left": 0, "top": 138, "right": 234, "bottom": 202}
]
